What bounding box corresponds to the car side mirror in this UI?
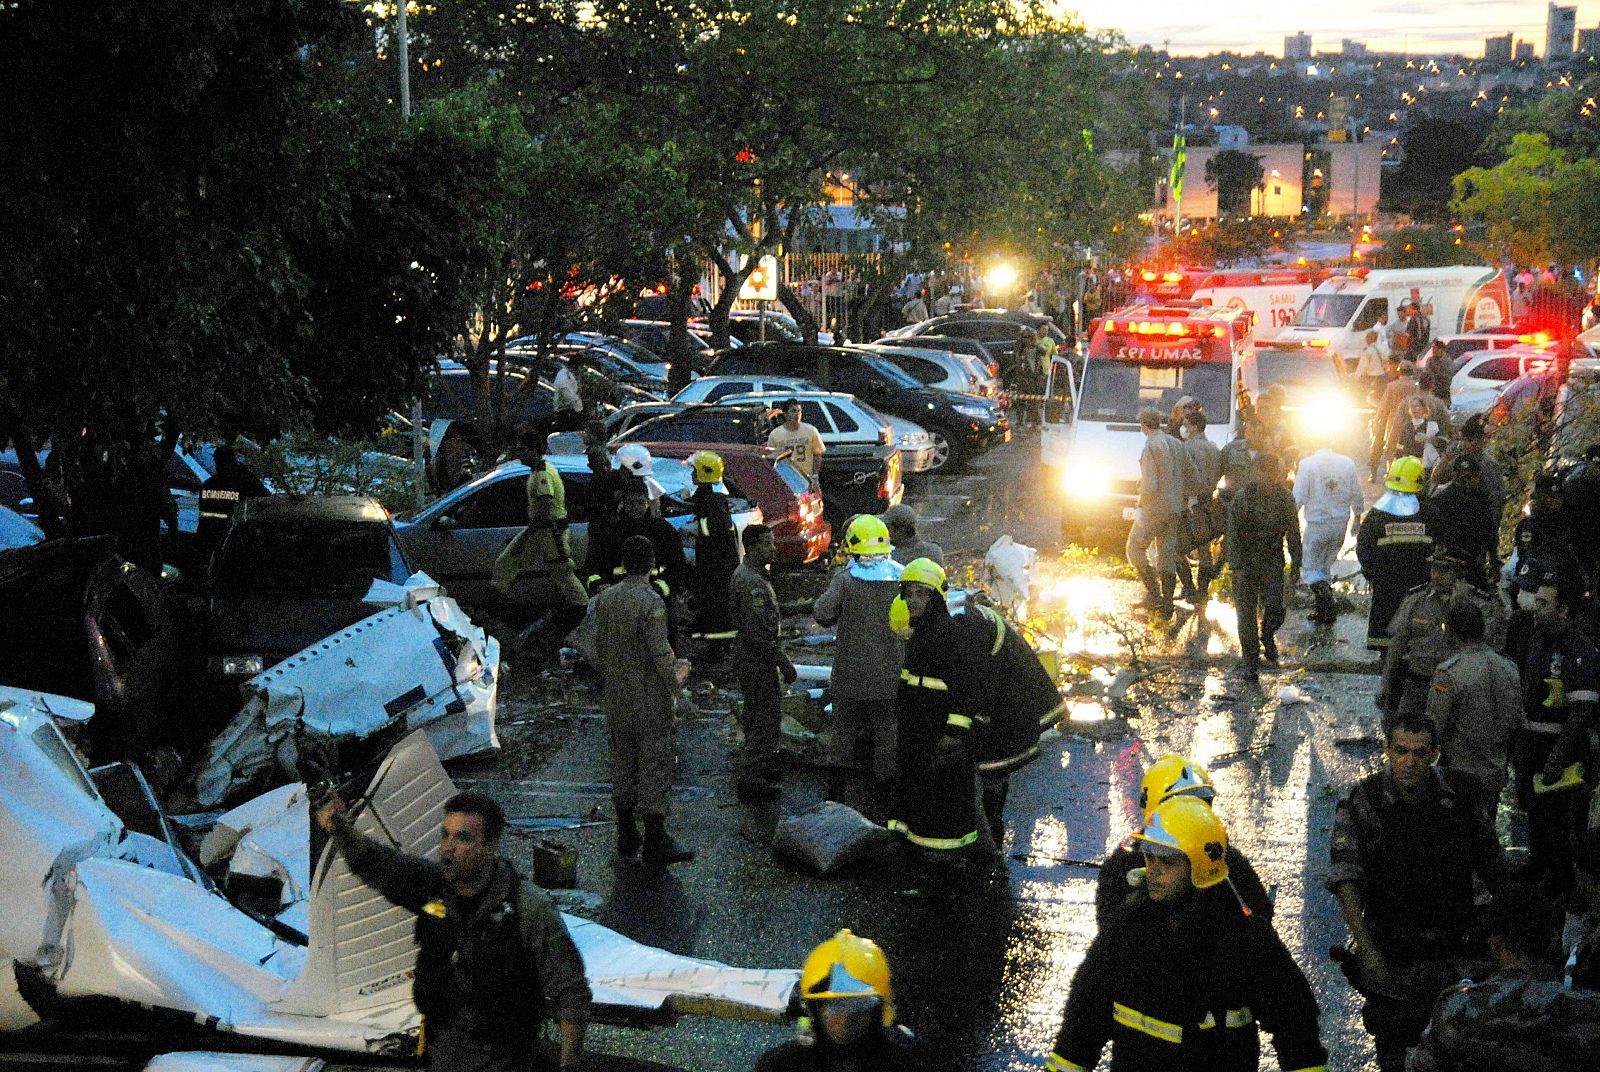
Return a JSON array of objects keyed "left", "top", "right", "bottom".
[{"left": 434, "top": 513, "right": 460, "bottom": 531}]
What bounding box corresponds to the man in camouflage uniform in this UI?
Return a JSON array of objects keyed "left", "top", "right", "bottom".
[
  {"left": 593, "top": 535, "right": 693, "bottom": 867},
  {"left": 1426, "top": 600, "right": 1523, "bottom": 819},
  {"left": 1378, "top": 548, "right": 1506, "bottom": 728},
  {"left": 728, "top": 524, "right": 797, "bottom": 801}
]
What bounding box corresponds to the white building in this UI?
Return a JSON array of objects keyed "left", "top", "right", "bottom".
[{"left": 1284, "top": 32, "right": 1312, "bottom": 61}]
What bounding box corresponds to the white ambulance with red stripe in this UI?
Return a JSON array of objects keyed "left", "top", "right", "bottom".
[
  {"left": 1134, "top": 267, "right": 1315, "bottom": 339},
  {"left": 1041, "top": 303, "right": 1257, "bottom": 531}
]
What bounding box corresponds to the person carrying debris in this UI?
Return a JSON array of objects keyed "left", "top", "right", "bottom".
[
  {"left": 314, "top": 790, "right": 592, "bottom": 1072},
  {"left": 491, "top": 427, "right": 589, "bottom": 647},
  {"left": 688, "top": 449, "right": 740, "bottom": 658},
  {"left": 1094, "top": 755, "right": 1273, "bottom": 928},
  {"left": 729, "top": 523, "right": 798, "bottom": 802},
  {"left": 1047, "top": 797, "right": 1327, "bottom": 1072},
  {"left": 756, "top": 930, "right": 921, "bottom": 1070},
  {"left": 592, "top": 533, "right": 696, "bottom": 866},
  {"left": 813, "top": 514, "right": 904, "bottom": 811}
]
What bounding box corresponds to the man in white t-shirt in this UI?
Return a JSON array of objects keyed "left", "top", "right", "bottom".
[
  {"left": 766, "top": 398, "right": 825, "bottom": 486},
  {"left": 552, "top": 357, "right": 584, "bottom": 429}
]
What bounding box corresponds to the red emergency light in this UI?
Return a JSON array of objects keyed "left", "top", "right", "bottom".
[
  {"left": 1103, "top": 319, "right": 1227, "bottom": 338},
  {"left": 1518, "top": 333, "right": 1553, "bottom": 346}
]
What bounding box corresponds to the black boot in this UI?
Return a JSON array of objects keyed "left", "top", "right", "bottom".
[
  {"left": 1176, "top": 561, "right": 1199, "bottom": 602},
  {"left": 1261, "top": 635, "right": 1279, "bottom": 666},
  {"left": 641, "top": 813, "right": 694, "bottom": 867},
  {"left": 982, "top": 781, "right": 1009, "bottom": 847},
  {"left": 1310, "top": 581, "right": 1337, "bottom": 623},
  {"left": 616, "top": 807, "right": 642, "bottom": 858}
]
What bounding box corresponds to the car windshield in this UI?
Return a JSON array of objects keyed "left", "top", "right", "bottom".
[
  {"left": 215, "top": 520, "right": 399, "bottom": 598},
  {"left": 1077, "top": 359, "right": 1233, "bottom": 423},
  {"left": 620, "top": 410, "right": 766, "bottom": 444},
  {"left": 1255, "top": 353, "right": 1342, "bottom": 394},
  {"left": 1291, "top": 294, "right": 1362, "bottom": 329},
  {"left": 856, "top": 354, "right": 922, "bottom": 388}
]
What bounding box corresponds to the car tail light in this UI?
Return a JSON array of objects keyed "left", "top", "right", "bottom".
[
  {"left": 879, "top": 425, "right": 892, "bottom": 446},
  {"left": 880, "top": 453, "right": 901, "bottom": 502},
  {"left": 988, "top": 362, "right": 999, "bottom": 377}
]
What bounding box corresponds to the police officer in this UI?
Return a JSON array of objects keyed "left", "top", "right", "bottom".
[
  {"left": 688, "top": 450, "right": 740, "bottom": 656},
  {"left": 491, "top": 428, "right": 589, "bottom": 645},
  {"left": 1378, "top": 548, "right": 1506, "bottom": 727},
  {"left": 315, "top": 791, "right": 592, "bottom": 1071},
  {"left": 1048, "top": 798, "right": 1328, "bottom": 1072},
  {"left": 729, "top": 524, "right": 797, "bottom": 801},
  {"left": 1224, "top": 450, "right": 1301, "bottom": 679},
  {"left": 1426, "top": 600, "right": 1523, "bottom": 819},
  {"left": 1513, "top": 563, "right": 1598, "bottom": 898},
  {"left": 1094, "top": 756, "right": 1274, "bottom": 928},
  {"left": 1357, "top": 456, "right": 1438, "bottom": 653},
  {"left": 593, "top": 534, "right": 694, "bottom": 866},
  {"left": 1327, "top": 712, "right": 1504, "bottom": 1072},
  {"left": 755, "top": 930, "right": 919, "bottom": 1071},
  {"left": 890, "top": 558, "right": 982, "bottom": 863},
  {"left": 813, "top": 515, "right": 904, "bottom": 809}
]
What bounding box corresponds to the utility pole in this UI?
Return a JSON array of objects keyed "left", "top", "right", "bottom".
[{"left": 1175, "top": 95, "right": 1186, "bottom": 239}]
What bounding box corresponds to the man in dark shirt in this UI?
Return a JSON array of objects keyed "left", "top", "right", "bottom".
[
  {"left": 1327, "top": 713, "right": 1503, "bottom": 1071},
  {"left": 1224, "top": 451, "right": 1301, "bottom": 680},
  {"left": 728, "top": 524, "right": 797, "bottom": 801},
  {"left": 315, "top": 790, "right": 591, "bottom": 1071}
]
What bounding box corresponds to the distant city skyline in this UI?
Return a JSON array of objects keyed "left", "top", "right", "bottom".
[{"left": 1057, "top": 1, "right": 1597, "bottom": 56}]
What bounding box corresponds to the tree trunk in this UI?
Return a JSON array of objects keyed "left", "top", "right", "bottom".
[
  {"left": 0, "top": 403, "right": 68, "bottom": 537},
  {"left": 666, "top": 255, "right": 694, "bottom": 397},
  {"left": 779, "top": 282, "right": 820, "bottom": 344}
]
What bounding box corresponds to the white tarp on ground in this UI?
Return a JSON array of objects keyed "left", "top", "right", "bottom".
[{"left": 191, "top": 572, "right": 501, "bottom": 807}]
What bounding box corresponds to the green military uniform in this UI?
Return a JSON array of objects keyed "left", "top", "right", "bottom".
[
  {"left": 491, "top": 461, "right": 589, "bottom": 611},
  {"left": 1379, "top": 580, "right": 1506, "bottom": 724},
  {"left": 593, "top": 575, "right": 680, "bottom": 815},
  {"left": 729, "top": 560, "right": 794, "bottom": 788},
  {"left": 1426, "top": 641, "right": 1523, "bottom": 812}
]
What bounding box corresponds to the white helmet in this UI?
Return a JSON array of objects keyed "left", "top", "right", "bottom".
[{"left": 616, "top": 444, "right": 654, "bottom": 477}]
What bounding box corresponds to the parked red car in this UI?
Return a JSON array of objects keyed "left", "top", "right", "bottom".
[{"left": 636, "top": 442, "right": 831, "bottom": 565}]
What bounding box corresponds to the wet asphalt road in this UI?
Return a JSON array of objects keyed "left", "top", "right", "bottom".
[{"left": 431, "top": 432, "right": 1389, "bottom": 1072}]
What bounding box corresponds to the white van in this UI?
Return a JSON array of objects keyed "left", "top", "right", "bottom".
[
  {"left": 1041, "top": 304, "right": 1257, "bottom": 532},
  {"left": 1135, "top": 267, "right": 1314, "bottom": 339},
  {"left": 1267, "top": 266, "right": 1510, "bottom": 364}
]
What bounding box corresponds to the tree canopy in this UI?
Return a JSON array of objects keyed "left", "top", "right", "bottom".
[{"left": 1452, "top": 132, "right": 1600, "bottom": 266}]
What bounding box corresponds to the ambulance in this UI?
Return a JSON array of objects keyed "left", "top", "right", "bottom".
[
  {"left": 1266, "top": 265, "right": 1510, "bottom": 365},
  {"left": 1041, "top": 303, "right": 1257, "bottom": 532},
  {"left": 1133, "top": 267, "right": 1315, "bottom": 339}
]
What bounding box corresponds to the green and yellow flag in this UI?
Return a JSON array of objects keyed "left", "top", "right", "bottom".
[{"left": 1169, "top": 131, "right": 1186, "bottom": 202}]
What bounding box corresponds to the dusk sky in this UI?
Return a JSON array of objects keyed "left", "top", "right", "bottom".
[{"left": 1059, "top": 1, "right": 1597, "bottom": 57}]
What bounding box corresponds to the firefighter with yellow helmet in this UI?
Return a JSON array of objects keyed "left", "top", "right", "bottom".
[
  {"left": 756, "top": 930, "right": 919, "bottom": 1070},
  {"left": 1356, "top": 455, "right": 1439, "bottom": 652},
  {"left": 888, "top": 557, "right": 984, "bottom": 862},
  {"left": 814, "top": 515, "right": 904, "bottom": 809},
  {"left": 1047, "top": 796, "right": 1328, "bottom": 1072},
  {"left": 1094, "top": 755, "right": 1273, "bottom": 927},
  {"left": 688, "top": 449, "right": 741, "bottom": 657}
]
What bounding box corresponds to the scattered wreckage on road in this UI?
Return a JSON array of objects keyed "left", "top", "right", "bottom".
[{"left": 0, "top": 688, "right": 799, "bottom": 1065}]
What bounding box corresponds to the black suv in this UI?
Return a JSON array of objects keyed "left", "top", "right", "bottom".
[
  {"left": 706, "top": 344, "right": 1008, "bottom": 470},
  {"left": 885, "top": 310, "right": 1066, "bottom": 363},
  {"left": 205, "top": 495, "right": 412, "bottom": 686}
]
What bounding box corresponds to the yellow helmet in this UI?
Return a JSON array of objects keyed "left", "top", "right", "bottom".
[
  {"left": 888, "top": 596, "right": 913, "bottom": 638},
  {"left": 1138, "top": 755, "right": 1216, "bottom": 823},
  {"left": 844, "top": 514, "right": 893, "bottom": 557},
  {"left": 1385, "top": 455, "right": 1425, "bottom": 494},
  {"left": 800, "top": 929, "right": 894, "bottom": 1026},
  {"left": 899, "top": 557, "right": 947, "bottom": 597},
  {"left": 691, "top": 449, "right": 724, "bottom": 485},
  {"left": 1133, "top": 796, "right": 1229, "bottom": 889}
]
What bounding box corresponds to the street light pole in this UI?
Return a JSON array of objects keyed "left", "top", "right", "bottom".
[{"left": 397, "top": 2, "right": 427, "bottom": 511}]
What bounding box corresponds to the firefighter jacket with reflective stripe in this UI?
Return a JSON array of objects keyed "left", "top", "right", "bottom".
[
  {"left": 891, "top": 595, "right": 981, "bottom": 850},
  {"left": 956, "top": 604, "right": 1062, "bottom": 770},
  {"left": 1050, "top": 884, "right": 1327, "bottom": 1072},
  {"left": 1356, "top": 499, "right": 1438, "bottom": 649},
  {"left": 690, "top": 485, "right": 739, "bottom": 639}
]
